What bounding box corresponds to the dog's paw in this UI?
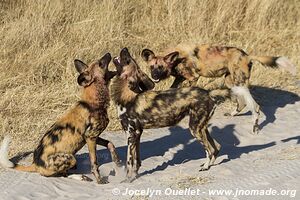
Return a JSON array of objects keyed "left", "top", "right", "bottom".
[
  {"left": 97, "top": 177, "right": 109, "bottom": 184},
  {"left": 81, "top": 175, "right": 93, "bottom": 182},
  {"left": 67, "top": 174, "right": 93, "bottom": 182},
  {"left": 199, "top": 163, "right": 210, "bottom": 171}
]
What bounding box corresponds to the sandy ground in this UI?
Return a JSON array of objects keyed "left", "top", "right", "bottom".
[{"left": 0, "top": 88, "right": 299, "bottom": 200}]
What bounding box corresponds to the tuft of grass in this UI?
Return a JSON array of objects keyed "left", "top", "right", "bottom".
[{"left": 0, "top": 0, "right": 299, "bottom": 155}]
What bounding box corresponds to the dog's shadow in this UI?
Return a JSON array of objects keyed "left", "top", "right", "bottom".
[
  {"left": 137, "top": 125, "right": 277, "bottom": 176},
  {"left": 250, "top": 85, "right": 299, "bottom": 130},
  {"left": 74, "top": 124, "right": 293, "bottom": 176},
  {"left": 73, "top": 86, "right": 300, "bottom": 175}
]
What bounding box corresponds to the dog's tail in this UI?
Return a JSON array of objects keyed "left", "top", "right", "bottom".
[
  {"left": 208, "top": 89, "right": 228, "bottom": 105},
  {"left": 0, "top": 136, "right": 36, "bottom": 172},
  {"left": 249, "top": 56, "right": 297, "bottom": 75}
]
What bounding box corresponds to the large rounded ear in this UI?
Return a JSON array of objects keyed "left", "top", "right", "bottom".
[
  {"left": 99, "top": 53, "right": 112, "bottom": 68},
  {"left": 141, "top": 49, "right": 155, "bottom": 62},
  {"left": 120, "top": 47, "right": 132, "bottom": 65},
  {"left": 113, "top": 57, "right": 123, "bottom": 75},
  {"left": 77, "top": 72, "right": 93, "bottom": 87},
  {"left": 164, "top": 51, "right": 179, "bottom": 64},
  {"left": 74, "top": 59, "right": 88, "bottom": 73}
]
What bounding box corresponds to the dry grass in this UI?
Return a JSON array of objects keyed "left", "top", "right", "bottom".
[{"left": 0, "top": 0, "right": 299, "bottom": 155}]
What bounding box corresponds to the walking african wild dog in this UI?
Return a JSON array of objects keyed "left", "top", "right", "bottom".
[
  {"left": 111, "top": 47, "right": 220, "bottom": 182},
  {"left": 141, "top": 44, "right": 297, "bottom": 134},
  {"left": 0, "top": 53, "right": 120, "bottom": 184}
]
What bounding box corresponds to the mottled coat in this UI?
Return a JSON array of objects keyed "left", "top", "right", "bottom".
[
  {"left": 141, "top": 44, "right": 296, "bottom": 134},
  {"left": 0, "top": 53, "right": 119, "bottom": 184},
  {"left": 111, "top": 48, "right": 220, "bottom": 181}
]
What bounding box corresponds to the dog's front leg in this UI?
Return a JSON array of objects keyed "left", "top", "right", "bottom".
[
  {"left": 86, "top": 137, "right": 108, "bottom": 184},
  {"left": 125, "top": 130, "right": 141, "bottom": 182},
  {"left": 96, "top": 137, "right": 121, "bottom": 167}
]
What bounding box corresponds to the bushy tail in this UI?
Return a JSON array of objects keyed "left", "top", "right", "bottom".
[
  {"left": 0, "top": 136, "right": 36, "bottom": 172},
  {"left": 250, "top": 56, "right": 297, "bottom": 75},
  {"left": 0, "top": 136, "right": 15, "bottom": 168},
  {"left": 208, "top": 89, "right": 228, "bottom": 105}
]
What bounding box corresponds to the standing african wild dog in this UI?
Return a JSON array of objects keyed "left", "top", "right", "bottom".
[
  {"left": 141, "top": 44, "right": 297, "bottom": 134},
  {"left": 0, "top": 53, "right": 120, "bottom": 184},
  {"left": 111, "top": 47, "right": 220, "bottom": 182}
]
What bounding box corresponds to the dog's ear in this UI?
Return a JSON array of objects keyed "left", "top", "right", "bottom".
[
  {"left": 74, "top": 59, "right": 88, "bottom": 73},
  {"left": 120, "top": 47, "right": 132, "bottom": 65},
  {"left": 77, "top": 72, "right": 93, "bottom": 87},
  {"left": 105, "top": 71, "right": 117, "bottom": 81},
  {"left": 141, "top": 49, "right": 155, "bottom": 62},
  {"left": 164, "top": 51, "right": 179, "bottom": 65},
  {"left": 99, "top": 53, "right": 112, "bottom": 69},
  {"left": 113, "top": 57, "right": 123, "bottom": 75}
]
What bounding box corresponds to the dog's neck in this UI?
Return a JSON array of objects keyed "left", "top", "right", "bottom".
[
  {"left": 111, "top": 77, "right": 138, "bottom": 107},
  {"left": 80, "top": 78, "right": 110, "bottom": 110}
]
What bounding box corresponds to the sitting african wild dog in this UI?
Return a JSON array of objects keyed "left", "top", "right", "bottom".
[
  {"left": 111, "top": 47, "right": 220, "bottom": 182},
  {"left": 0, "top": 53, "right": 120, "bottom": 184},
  {"left": 141, "top": 44, "right": 297, "bottom": 134}
]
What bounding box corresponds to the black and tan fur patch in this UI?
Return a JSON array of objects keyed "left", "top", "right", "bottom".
[
  {"left": 141, "top": 44, "right": 296, "bottom": 134},
  {"left": 4, "top": 53, "right": 120, "bottom": 184},
  {"left": 112, "top": 48, "right": 220, "bottom": 182}
]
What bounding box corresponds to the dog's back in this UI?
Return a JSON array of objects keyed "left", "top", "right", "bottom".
[{"left": 124, "top": 87, "right": 215, "bottom": 129}]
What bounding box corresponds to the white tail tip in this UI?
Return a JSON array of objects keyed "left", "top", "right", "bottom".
[
  {"left": 276, "top": 57, "right": 297, "bottom": 75},
  {"left": 0, "top": 136, "right": 15, "bottom": 168}
]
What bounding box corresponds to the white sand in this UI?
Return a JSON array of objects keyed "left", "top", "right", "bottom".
[{"left": 0, "top": 100, "right": 299, "bottom": 200}]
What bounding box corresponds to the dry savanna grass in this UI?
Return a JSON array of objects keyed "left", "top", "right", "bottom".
[{"left": 0, "top": 0, "right": 299, "bottom": 156}]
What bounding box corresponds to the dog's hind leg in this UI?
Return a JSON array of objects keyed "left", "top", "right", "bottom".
[
  {"left": 125, "top": 130, "right": 141, "bottom": 182},
  {"left": 230, "top": 94, "right": 247, "bottom": 116},
  {"left": 39, "top": 154, "right": 91, "bottom": 182},
  {"left": 135, "top": 134, "right": 142, "bottom": 169},
  {"left": 227, "top": 62, "right": 260, "bottom": 134},
  {"left": 203, "top": 128, "right": 221, "bottom": 167},
  {"left": 39, "top": 153, "right": 76, "bottom": 177},
  {"left": 231, "top": 86, "right": 260, "bottom": 134},
  {"left": 224, "top": 74, "right": 247, "bottom": 116},
  {"left": 189, "top": 108, "right": 220, "bottom": 171},
  {"left": 196, "top": 127, "right": 221, "bottom": 171}
]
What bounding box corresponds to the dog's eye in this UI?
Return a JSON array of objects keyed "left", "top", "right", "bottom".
[
  {"left": 158, "top": 65, "right": 163, "bottom": 70},
  {"left": 150, "top": 65, "right": 154, "bottom": 70}
]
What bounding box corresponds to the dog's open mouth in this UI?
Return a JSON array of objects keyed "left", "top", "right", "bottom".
[
  {"left": 152, "top": 78, "right": 160, "bottom": 83},
  {"left": 138, "top": 81, "right": 148, "bottom": 92}
]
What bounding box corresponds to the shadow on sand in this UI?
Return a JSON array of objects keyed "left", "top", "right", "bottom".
[
  {"left": 75, "top": 124, "right": 298, "bottom": 176},
  {"left": 250, "top": 85, "right": 299, "bottom": 130},
  {"left": 73, "top": 86, "right": 299, "bottom": 175}
]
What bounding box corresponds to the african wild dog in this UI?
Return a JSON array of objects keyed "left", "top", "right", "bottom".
[
  {"left": 111, "top": 47, "right": 220, "bottom": 182},
  {"left": 0, "top": 53, "right": 120, "bottom": 184},
  {"left": 141, "top": 44, "right": 297, "bottom": 134}
]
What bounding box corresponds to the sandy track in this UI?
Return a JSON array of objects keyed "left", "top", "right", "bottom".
[{"left": 0, "top": 100, "right": 299, "bottom": 200}]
